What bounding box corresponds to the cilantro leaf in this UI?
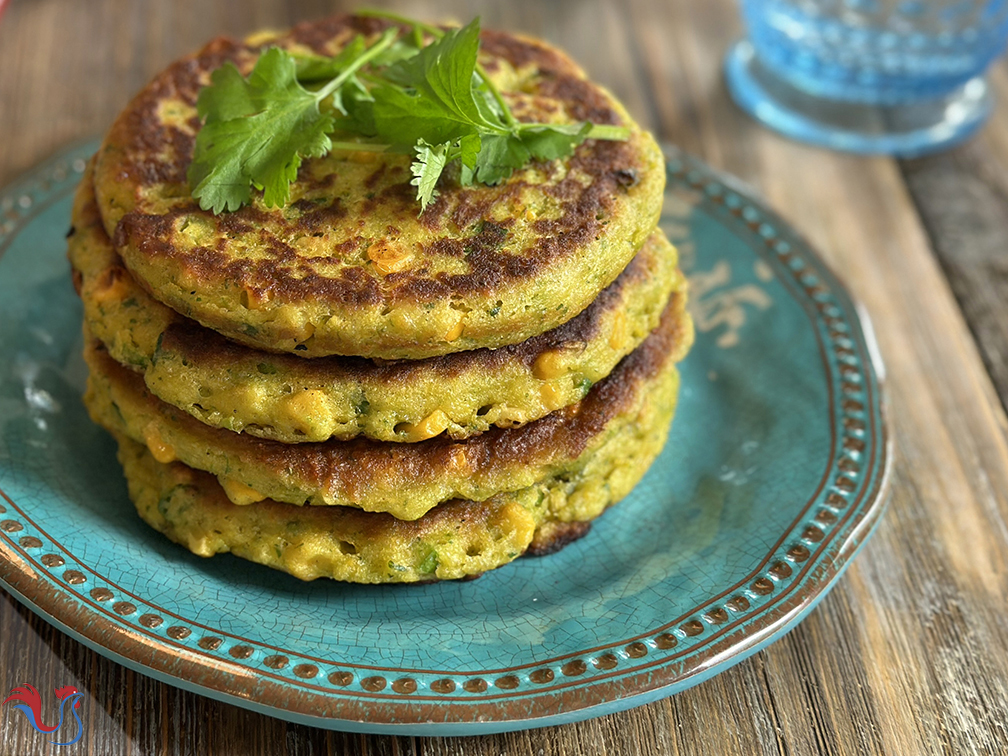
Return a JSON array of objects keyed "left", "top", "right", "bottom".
[
  {"left": 292, "top": 37, "right": 376, "bottom": 115},
  {"left": 370, "top": 37, "right": 423, "bottom": 68},
  {"left": 335, "top": 85, "right": 377, "bottom": 136},
  {"left": 196, "top": 62, "right": 257, "bottom": 123},
  {"left": 473, "top": 133, "right": 529, "bottom": 185},
  {"left": 189, "top": 47, "right": 334, "bottom": 213},
  {"left": 187, "top": 13, "right": 630, "bottom": 214},
  {"left": 373, "top": 17, "right": 507, "bottom": 147},
  {"left": 411, "top": 140, "right": 450, "bottom": 211},
  {"left": 293, "top": 36, "right": 366, "bottom": 83},
  {"left": 457, "top": 133, "right": 481, "bottom": 185},
  {"left": 520, "top": 122, "right": 593, "bottom": 161},
  {"left": 369, "top": 84, "right": 477, "bottom": 147},
  {"left": 382, "top": 18, "right": 477, "bottom": 96},
  {"left": 473, "top": 77, "right": 509, "bottom": 125},
  {"left": 410, "top": 134, "right": 482, "bottom": 209}
]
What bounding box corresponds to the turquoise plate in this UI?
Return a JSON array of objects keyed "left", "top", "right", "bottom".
[{"left": 0, "top": 142, "right": 890, "bottom": 735}]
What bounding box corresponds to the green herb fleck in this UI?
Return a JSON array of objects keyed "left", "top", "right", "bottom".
[{"left": 418, "top": 549, "right": 439, "bottom": 574}]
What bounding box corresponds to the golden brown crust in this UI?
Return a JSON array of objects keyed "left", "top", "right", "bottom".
[
  {"left": 73, "top": 154, "right": 683, "bottom": 442},
  {"left": 114, "top": 336, "right": 675, "bottom": 584},
  {"left": 160, "top": 246, "right": 677, "bottom": 376},
  {"left": 82, "top": 297, "right": 693, "bottom": 520},
  {"left": 93, "top": 14, "right": 666, "bottom": 358},
  {"left": 526, "top": 521, "right": 593, "bottom": 556}
]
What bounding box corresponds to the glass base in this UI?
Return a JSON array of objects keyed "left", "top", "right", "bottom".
[{"left": 724, "top": 40, "right": 993, "bottom": 158}]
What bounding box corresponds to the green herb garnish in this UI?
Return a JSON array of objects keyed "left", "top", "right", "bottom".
[{"left": 188, "top": 13, "right": 630, "bottom": 214}]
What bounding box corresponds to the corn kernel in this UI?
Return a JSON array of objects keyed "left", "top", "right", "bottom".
[
  {"left": 390, "top": 308, "right": 416, "bottom": 330},
  {"left": 447, "top": 447, "right": 469, "bottom": 472},
  {"left": 240, "top": 285, "right": 272, "bottom": 310},
  {"left": 498, "top": 501, "right": 536, "bottom": 547},
  {"left": 533, "top": 350, "right": 567, "bottom": 380},
  {"left": 295, "top": 321, "right": 316, "bottom": 343},
  {"left": 443, "top": 315, "right": 465, "bottom": 342},
  {"left": 609, "top": 310, "right": 628, "bottom": 351},
  {"left": 219, "top": 477, "right": 266, "bottom": 506},
  {"left": 539, "top": 382, "right": 567, "bottom": 411},
  {"left": 494, "top": 406, "right": 529, "bottom": 427},
  {"left": 283, "top": 390, "right": 330, "bottom": 434},
  {"left": 142, "top": 424, "right": 176, "bottom": 464},
  {"left": 367, "top": 240, "right": 414, "bottom": 275},
  {"left": 400, "top": 410, "right": 450, "bottom": 441},
  {"left": 273, "top": 311, "right": 316, "bottom": 344}
]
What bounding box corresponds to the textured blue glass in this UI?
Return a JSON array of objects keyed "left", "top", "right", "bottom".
[{"left": 741, "top": 0, "right": 1008, "bottom": 104}]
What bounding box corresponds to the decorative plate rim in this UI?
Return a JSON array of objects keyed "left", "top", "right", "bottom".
[{"left": 0, "top": 141, "right": 891, "bottom": 734}]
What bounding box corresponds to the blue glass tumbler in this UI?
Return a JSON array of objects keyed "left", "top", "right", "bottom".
[{"left": 725, "top": 0, "right": 1008, "bottom": 156}]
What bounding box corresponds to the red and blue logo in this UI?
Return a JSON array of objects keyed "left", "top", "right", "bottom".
[{"left": 2, "top": 683, "right": 84, "bottom": 746}]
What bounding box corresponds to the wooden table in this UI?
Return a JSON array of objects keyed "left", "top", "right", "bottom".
[{"left": 2, "top": 1, "right": 1008, "bottom": 753}]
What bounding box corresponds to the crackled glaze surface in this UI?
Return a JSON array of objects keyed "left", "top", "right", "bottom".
[{"left": 0, "top": 142, "right": 888, "bottom": 734}]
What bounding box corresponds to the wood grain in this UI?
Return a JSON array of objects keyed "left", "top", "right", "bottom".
[
  {"left": 2, "top": 0, "right": 1008, "bottom": 754},
  {"left": 900, "top": 62, "right": 1008, "bottom": 417}
]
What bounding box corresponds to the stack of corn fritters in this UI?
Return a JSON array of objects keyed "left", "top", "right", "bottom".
[{"left": 70, "top": 14, "right": 694, "bottom": 584}]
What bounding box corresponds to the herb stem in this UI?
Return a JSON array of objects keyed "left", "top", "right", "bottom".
[
  {"left": 475, "top": 62, "right": 518, "bottom": 127},
  {"left": 314, "top": 27, "right": 398, "bottom": 103},
  {"left": 357, "top": 9, "right": 445, "bottom": 38},
  {"left": 585, "top": 124, "right": 631, "bottom": 140},
  {"left": 328, "top": 140, "right": 390, "bottom": 152},
  {"left": 514, "top": 121, "right": 630, "bottom": 140}
]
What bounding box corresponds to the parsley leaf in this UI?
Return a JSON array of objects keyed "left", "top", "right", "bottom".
[
  {"left": 370, "top": 18, "right": 508, "bottom": 150},
  {"left": 188, "top": 14, "right": 631, "bottom": 214},
  {"left": 468, "top": 126, "right": 595, "bottom": 187},
  {"left": 473, "top": 133, "right": 529, "bottom": 185},
  {"left": 189, "top": 47, "right": 334, "bottom": 213},
  {"left": 382, "top": 18, "right": 503, "bottom": 133},
  {"left": 369, "top": 83, "right": 477, "bottom": 147},
  {"left": 293, "top": 36, "right": 366, "bottom": 84},
  {"left": 521, "top": 122, "right": 593, "bottom": 161},
  {"left": 457, "top": 133, "right": 481, "bottom": 185},
  {"left": 410, "top": 133, "right": 482, "bottom": 208},
  {"left": 410, "top": 140, "right": 450, "bottom": 211}
]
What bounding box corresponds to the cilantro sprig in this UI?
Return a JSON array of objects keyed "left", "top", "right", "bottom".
[{"left": 188, "top": 14, "right": 630, "bottom": 214}]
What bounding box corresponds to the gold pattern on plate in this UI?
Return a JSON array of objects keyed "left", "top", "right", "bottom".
[{"left": 687, "top": 261, "right": 773, "bottom": 348}]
